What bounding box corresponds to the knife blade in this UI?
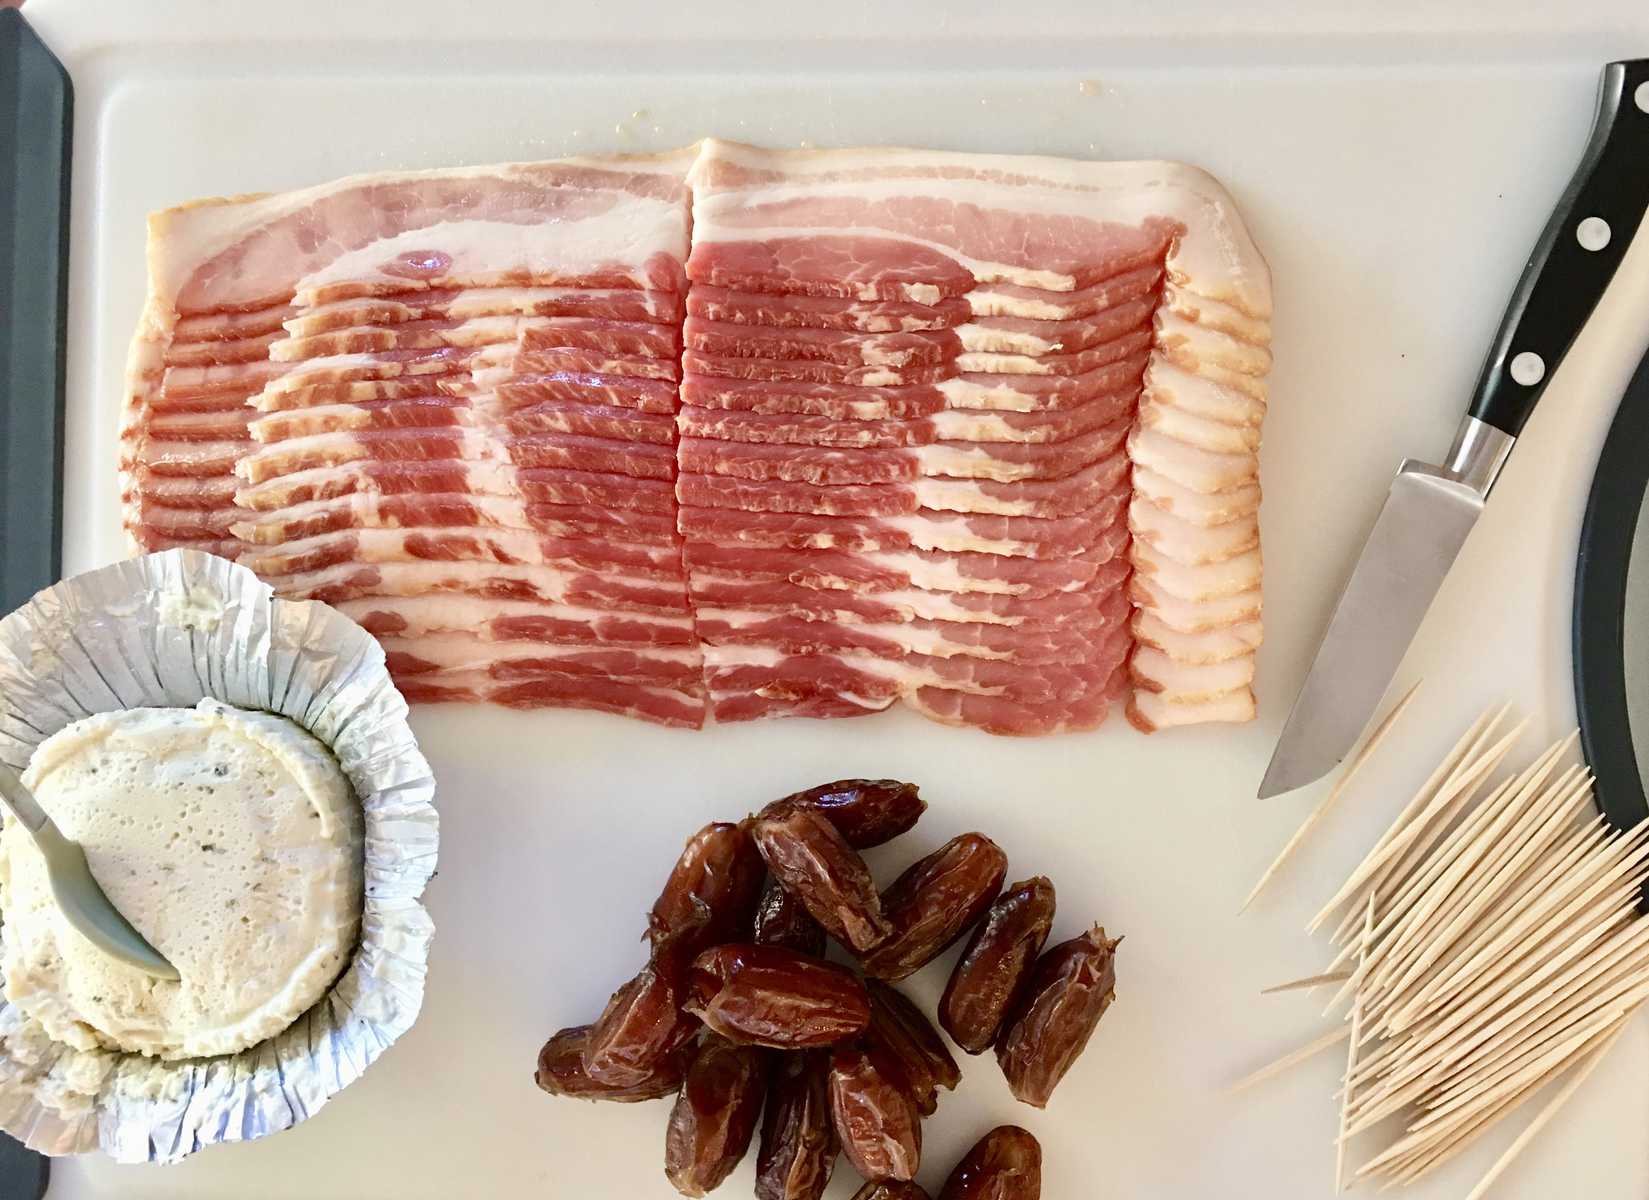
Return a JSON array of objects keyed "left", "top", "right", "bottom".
[{"left": 1259, "top": 57, "right": 1649, "bottom": 799}]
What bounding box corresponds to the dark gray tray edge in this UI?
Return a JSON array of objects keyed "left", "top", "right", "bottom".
[{"left": 1, "top": 7, "right": 72, "bottom": 616}]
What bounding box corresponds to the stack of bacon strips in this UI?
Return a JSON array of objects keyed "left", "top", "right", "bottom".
[
  {"left": 120, "top": 151, "right": 708, "bottom": 728},
  {"left": 120, "top": 140, "right": 1272, "bottom": 734}
]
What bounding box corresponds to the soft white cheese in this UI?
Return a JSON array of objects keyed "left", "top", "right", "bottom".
[{"left": 0, "top": 700, "right": 362, "bottom": 1060}]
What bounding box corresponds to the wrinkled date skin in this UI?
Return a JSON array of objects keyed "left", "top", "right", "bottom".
[
  {"left": 686, "top": 944, "right": 871, "bottom": 1048},
  {"left": 584, "top": 948, "right": 700, "bottom": 1088},
  {"left": 996, "top": 925, "right": 1120, "bottom": 1108},
  {"left": 664, "top": 1036, "right": 768, "bottom": 1197},
  {"left": 763, "top": 779, "right": 926, "bottom": 849},
  {"left": 649, "top": 820, "right": 767, "bottom": 957},
  {"left": 755, "top": 1051, "right": 838, "bottom": 1200},
  {"left": 829, "top": 1041, "right": 923, "bottom": 1182},
  {"left": 536, "top": 1025, "right": 689, "bottom": 1102},
  {"left": 938, "top": 1126, "right": 1043, "bottom": 1200},
  {"left": 861, "top": 834, "right": 1008, "bottom": 980},
  {"left": 851, "top": 1183, "right": 934, "bottom": 1200},
  {"left": 866, "top": 981, "right": 960, "bottom": 1116},
  {"left": 752, "top": 806, "right": 891, "bottom": 952},
  {"left": 752, "top": 878, "right": 827, "bottom": 957},
  {"left": 940, "top": 877, "right": 1057, "bottom": 1054}
]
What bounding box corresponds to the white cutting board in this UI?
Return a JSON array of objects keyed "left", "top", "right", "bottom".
[{"left": 22, "top": 2, "right": 1649, "bottom": 1196}]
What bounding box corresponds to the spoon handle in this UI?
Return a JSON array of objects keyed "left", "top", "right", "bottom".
[{"left": 0, "top": 762, "right": 51, "bottom": 835}]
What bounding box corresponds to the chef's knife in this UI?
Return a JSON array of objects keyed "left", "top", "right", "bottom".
[{"left": 1258, "top": 59, "right": 1649, "bottom": 799}]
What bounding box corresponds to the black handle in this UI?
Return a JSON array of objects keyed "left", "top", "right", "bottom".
[
  {"left": 1468, "top": 59, "right": 1649, "bottom": 437},
  {"left": 0, "top": 9, "right": 73, "bottom": 618}
]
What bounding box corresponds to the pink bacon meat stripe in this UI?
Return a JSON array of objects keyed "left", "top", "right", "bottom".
[{"left": 119, "top": 140, "right": 1271, "bottom": 731}]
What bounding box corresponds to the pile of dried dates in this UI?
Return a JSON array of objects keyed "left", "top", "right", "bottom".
[{"left": 534, "top": 779, "right": 1121, "bottom": 1198}]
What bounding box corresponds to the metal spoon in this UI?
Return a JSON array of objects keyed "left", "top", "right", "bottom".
[{"left": 0, "top": 761, "right": 180, "bottom": 981}]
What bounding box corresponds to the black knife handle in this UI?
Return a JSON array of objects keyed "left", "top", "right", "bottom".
[{"left": 1467, "top": 59, "right": 1649, "bottom": 438}]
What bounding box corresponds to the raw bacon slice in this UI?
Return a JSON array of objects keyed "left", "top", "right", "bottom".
[
  {"left": 231, "top": 492, "right": 679, "bottom": 548},
  {"left": 677, "top": 486, "right": 1131, "bottom": 558},
  {"left": 162, "top": 330, "right": 284, "bottom": 367},
  {"left": 686, "top": 559, "right": 1131, "bottom": 629},
  {"left": 250, "top": 370, "right": 682, "bottom": 417},
  {"left": 692, "top": 595, "right": 1132, "bottom": 666},
  {"left": 239, "top": 527, "right": 689, "bottom": 582},
  {"left": 682, "top": 325, "right": 1151, "bottom": 386},
  {"left": 267, "top": 559, "right": 694, "bottom": 613},
  {"left": 237, "top": 427, "right": 678, "bottom": 486},
  {"left": 250, "top": 396, "right": 678, "bottom": 445},
  {"left": 965, "top": 265, "right": 1164, "bottom": 320},
  {"left": 273, "top": 314, "right": 680, "bottom": 364},
  {"left": 678, "top": 454, "right": 1130, "bottom": 519},
  {"left": 336, "top": 595, "right": 696, "bottom": 646},
  {"left": 678, "top": 422, "right": 1128, "bottom": 486},
  {"left": 1131, "top": 610, "right": 1263, "bottom": 667},
  {"left": 676, "top": 392, "right": 1134, "bottom": 449},
  {"left": 393, "top": 669, "right": 706, "bottom": 727},
  {"left": 174, "top": 304, "right": 298, "bottom": 342},
  {"left": 236, "top": 460, "right": 680, "bottom": 515},
  {"left": 687, "top": 286, "right": 972, "bottom": 332},
  {"left": 379, "top": 634, "right": 704, "bottom": 689},
  {"left": 682, "top": 519, "right": 1129, "bottom": 600},
  {"left": 677, "top": 357, "right": 1150, "bottom": 422},
  {"left": 284, "top": 286, "right": 685, "bottom": 336},
  {"left": 685, "top": 317, "right": 963, "bottom": 369},
  {"left": 1127, "top": 686, "right": 1257, "bottom": 732},
  {"left": 908, "top": 660, "right": 1130, "bottom": 736}
]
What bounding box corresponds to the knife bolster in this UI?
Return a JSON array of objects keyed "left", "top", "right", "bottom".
[{"left": 1442, "top": 415, "right": 1515, "bottom": 496}]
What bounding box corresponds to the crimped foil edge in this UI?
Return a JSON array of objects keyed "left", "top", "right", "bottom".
[{"left": 0, "top": 550, "right": 438, "bottom": 1163}]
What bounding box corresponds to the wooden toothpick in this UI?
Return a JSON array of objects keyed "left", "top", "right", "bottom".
[
  {"left": 1262, "top": 971, "right": 1353, "bottom": 995},
  {"left": 1242, "top": 680, "right": 1422, "bottom": 913},
  {"left": 1461, "top": 1019, "right": 1628, "bottom": 1200},
  {"left": 1227, "top": 1025, "right": 1351, "bottom": 1094}
]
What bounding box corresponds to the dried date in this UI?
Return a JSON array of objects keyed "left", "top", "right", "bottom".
[
  {"left": 755, "top": 1051, "right": 838, "bottom": 1200},
  {"left": 940, "top": 877, "right": 1056, "bottom": 1054},
  {"left": 763, "top": 779, "right": 926, "bottom": 849},
  {"left": 649, "top": 819, "right": 766, "bottom": 956},
  {"left": 937, "top": 1126, "right": 1042, "bottom": 1200},
  {"left": 861, "top": 834, "right": 1007, "bottom": 980},
  {"left": 866, "top": 981, "right": 960, "bottom": 1116},
  {"left": 686, "top": 943, "right": 870, "bottom": 1048},
  {"left": 535, "top": 1025, "right": 688, "bottom": 1102},
  {"left": 664, "top": 1035, "right": 767, "bottom": 1196},
  {"left": 829, "top": 1040, "right": 923, "bottom": 1182},
  {"left": 752, "top": 878, "right": 827, "bottom": 957},
  {"left": 584, "top": 948, "right": 699, "bottom": 1088},
  {"left": 851, "top": 1183, "right": 933, "bottom": 1200},
  {"left": 996, "top": 925, "right": 1120, "bottom": 1108},
  {"left": 752, "top": 805, "right": 891, "bottom": 952}
]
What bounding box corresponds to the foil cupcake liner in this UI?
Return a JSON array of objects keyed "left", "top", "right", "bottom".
[{"left": 0, "top": 550, "right": 438, "bottom": 1163}]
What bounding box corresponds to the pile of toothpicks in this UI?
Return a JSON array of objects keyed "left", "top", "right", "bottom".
[{"left": 1237, "top": 690, "right": 1649, "bottom": 1197}]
